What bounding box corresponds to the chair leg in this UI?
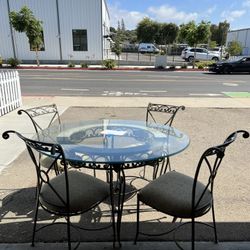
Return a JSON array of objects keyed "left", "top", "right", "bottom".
[
  {"left": 134, "top": 195, "right": 140, "bottom": 244},
  {"left": 106, "top": 170, "right": 110, "bottom": 183},
  {"left": 31, "top": 195, "right": 40, "bottom": 246},
  {"left": 191, "top": 218, "right": 195, "bottom": 250},
  {"left": 212, "top": 203, "right": 218, "bottom": 243},
  {"left": 66, "top": 215, "right": 71, "bottom": 250}
]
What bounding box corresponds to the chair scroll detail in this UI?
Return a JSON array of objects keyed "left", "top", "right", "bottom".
[
  {"left": 17, "top": 104, "right": 61, "bottom": 136},
  {"left": 134, "top": 130, "right": 249, "bottom": 250},
  {"left": 146, "top": 103, "right": 185, "bottom": 126},
  {"left": 144, "top": 103, "right": 185, "bottom": 180},
  {"left": 18, "top": 104, "right": 62, "bottom": 175},
  {"left": 2, "top": 130, "right": 111, "bottom": 250}
]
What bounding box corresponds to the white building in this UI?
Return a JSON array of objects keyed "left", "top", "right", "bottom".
[
  {"left": 226, "top": 28, "right": 250, "bottom": 56},
  {"left": 0, "top": 0, "right": 111, "bottom": 63}
]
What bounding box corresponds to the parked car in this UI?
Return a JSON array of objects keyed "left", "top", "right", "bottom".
[
  {"left": 208, "top": 47, "right": 229, "bottom": 59},
  {"left": 181, "top": 47, "right": 220, "bottom": 62},
  {"left": 138, "top": 43, "right": 160, "bottom": 54},
  {"left": 209, "top": 56, "right": 250, "bottom": 73}
]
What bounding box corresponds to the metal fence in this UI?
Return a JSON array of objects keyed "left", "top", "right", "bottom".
[
  {"left": 115, "top": 53, "right": 184, "bottom": 65},
  {"left": 0, "top": 70, "right": 22, "bottom": 116}
]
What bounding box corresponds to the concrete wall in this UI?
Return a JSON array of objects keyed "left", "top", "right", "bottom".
[
  {"left": 226, "top": 28, "right": 250, "bottom": 55},
  {"left": 0, "top": 0, "right": 15, "bottom": 59}
]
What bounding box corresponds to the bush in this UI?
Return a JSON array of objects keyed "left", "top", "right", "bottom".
[
  {"left": 67, "top": 62, "right": 75, "bottom": 68},
  {"left": 7, "top": 57, "right": 21, "bottom": 67},
  {"left": 195, "top": 60, "right": 214, "bottom": 69},
  {"left": 0, "top": 57, "right": 2, "bottom": 67},
  {"left": 102, "top": 59, "right": 116, "bottom": 69},
  {"left": 181, "top": 64, "right": 187, "bottom": 69},
  {"left": 80, "top": 62, "right": 88, "bottom": 68}
]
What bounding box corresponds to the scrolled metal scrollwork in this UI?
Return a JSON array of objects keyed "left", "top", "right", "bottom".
[{"left": 18, "top": 104, "right": 58, "bottom": 118}]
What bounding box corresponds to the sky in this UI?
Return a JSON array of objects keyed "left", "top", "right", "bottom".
[{"left": 106, "top": 0, "right": 250, "bottom": 30}]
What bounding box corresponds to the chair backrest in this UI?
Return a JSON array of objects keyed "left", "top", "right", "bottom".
[
  {"left": 2, "top": 130, "right": 69, "bottom": 211},
  {"left": 192, "top": 130, "right": 249, "bottom": 216},
  {"left": 18, "top": 104, "right": 61, "bottom": 137},
  {"left": 146, "top": 103, "right": 185, "bottom": 126}
]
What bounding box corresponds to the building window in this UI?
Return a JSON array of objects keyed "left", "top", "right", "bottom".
[
  {"left": 72, "top": 29, "right": 88, "bottom": 51},
  {"left": 30, "top": 31, "right": 45, "bottom": 51}
]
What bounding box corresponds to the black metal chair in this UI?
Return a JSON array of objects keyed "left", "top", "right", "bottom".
[
  {"left": 134, "top": 130, "right": 249, "bottom": 250},
  {"left": 18, "top": 104, "right": 62, "bottom": 174},
  {"left": 2, "top": 130, "right": 111, "bottom": 250},
  {"left": 144, "top": 103, "right": 185, "bottom": 180}
]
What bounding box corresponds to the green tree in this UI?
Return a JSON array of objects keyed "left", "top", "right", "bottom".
[
  {"left": 156, "top": 23, "right": 179, "bottom": 54},
  {"left": 110, "top": 27, "right": 116, "bottom": 33},
  {"left": 178, "top": 21, "right": 211, "bottom": 66},
  {"left": 210, "top": 24, "right": 219, "bottom": 43},
  {"left": 125, "top": 30, "right": 137, "bottom": 44},
  {"left": 226, "top": 41, "right": 242, "bottom": 56},
  {"left": 112, "top": 38, "right": 122, "bottom": 66},
  {"left": 121, "top": 18, "right": 126, "bottom": 32},
  {"left": 156, "top": 23, "right": 178, "bottom": 44},
  {"left": 179, "top": 21, "right": 210, "bottom": 46},
  {"left": 218, "top": 21, "right": 230, "bottom": 46},
  {"left": 210, "top": 21, "right": 230, "bottom": 46},
  {"left": 136, "top": 17, "right": 159, "bottom": 43},
  {"left": 9, "top": 6, "right": 43, "bottom": 66},
  {"left": 208, "top": 40, "right": 217, "bottom": 48},
  {"left": 117, "top": 21, "right": 121, "bottom": 31}
]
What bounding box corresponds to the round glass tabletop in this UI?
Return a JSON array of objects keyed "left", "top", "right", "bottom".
[{"left": 37, "top": 119, "right": 190, "bottom": 164}]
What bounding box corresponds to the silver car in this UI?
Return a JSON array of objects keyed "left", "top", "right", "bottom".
[{"left": 181, "top": 47, "right": 220, "bottom": 62}]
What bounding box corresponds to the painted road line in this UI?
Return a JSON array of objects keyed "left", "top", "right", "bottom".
[
  {"left": 61, "top": 88, "right": 89, "bottom": 91},
  {"left": 189, "top": 93, "right": 223, "bottom": 96},
  {"left": 223, "top": 92, "right": 250, "bottom": 98},
  {"left": 223, "top": 83, "right": 239, "bottom": 86},
  {"left": 140, "top": 90, "right": 168, "bottom": 93},
  {"left": 102, "top": 91, "right": 147, "bottom": 96}
]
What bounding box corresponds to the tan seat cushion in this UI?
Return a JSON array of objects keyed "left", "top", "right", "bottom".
[
  {"left": 139, "top": 171, "right": 212, "bottom": 218},
  {"left": 40, "top": 170, "right": 110, "bottom": 214}
]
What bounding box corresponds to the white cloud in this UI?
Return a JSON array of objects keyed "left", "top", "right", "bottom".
[
  {"left": 242, "top": 0, "right": 250, "bottom": 7},
  {"left": 147, "top": 5, "right": 198, "bottom": 24},
  {"left": 108, "top": 4, "right": 199, "bottom": 30},
  {"left": 206, "top": 5, "right": 217, "bottom": 15},
  {"left": 221, "top": 9, "right": 246, "bottom": 22},
  {"left": 108, "top": 5, "right": 146, "bottom": 30}
]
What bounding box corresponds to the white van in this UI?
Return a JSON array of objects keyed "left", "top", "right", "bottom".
[{"left": 138, "top": 43, "right": 160, "bottom": 53}]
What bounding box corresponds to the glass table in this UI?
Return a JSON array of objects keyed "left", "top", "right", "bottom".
[{"left": 37, "top": 119, "right": 190, "bottom": 246}]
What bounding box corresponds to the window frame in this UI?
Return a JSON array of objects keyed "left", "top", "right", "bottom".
[{"left": 72, "top": 29, "right": 88, "bottom": 51}]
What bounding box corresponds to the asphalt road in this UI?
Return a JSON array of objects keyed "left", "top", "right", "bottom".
[{"left": 18, "top": 69, "right": 250, "bottom": 97}]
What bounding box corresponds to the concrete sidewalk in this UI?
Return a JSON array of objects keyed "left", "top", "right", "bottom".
[
  {"left": 0, "top": 241, "right": 250, "bottom": 250},
  {"left": 0, "top": 96, "right": 250, "bottom": 250}
]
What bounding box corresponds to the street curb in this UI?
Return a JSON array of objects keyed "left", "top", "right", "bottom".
[{"left": 14, "top": 66, "right": 207, "bottom": 72}]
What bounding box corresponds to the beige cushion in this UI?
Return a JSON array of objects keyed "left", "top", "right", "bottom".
[
  {"left": 40, "top": 171, "right": 110, "bottom": 214},
  {"left": 139, "top": 171, "right": 212, "bottom": 218}
]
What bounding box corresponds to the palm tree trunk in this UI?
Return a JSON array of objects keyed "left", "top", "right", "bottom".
[{"left": 35, "top": 48, "right": 40, "bottom": 67}]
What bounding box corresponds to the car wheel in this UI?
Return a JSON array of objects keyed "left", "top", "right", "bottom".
[
  {"left": 188, "top": 56, "right": 194, "bottom": 63},
  {"left": 212, "top": 57, "right": 219, "bottom": 61}
]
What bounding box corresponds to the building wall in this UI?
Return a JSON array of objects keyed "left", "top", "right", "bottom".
[
  {"left": 102, "top": 0, "right": 111, "bottom": 59},
  {"left": 58, "top": 0, "right": 102, "bottom": 61},
  {"left": 0, "top": 0, "right": 110, "bottom": 62},
  {"left": 226, "top": 28, "right": 250, "bottom": 55},
  {"left": 8, "top": 0, "right": 61, "bottom": 61},
  {"left": 0, "top": 0, "right": 15, "bottom": 59}
]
